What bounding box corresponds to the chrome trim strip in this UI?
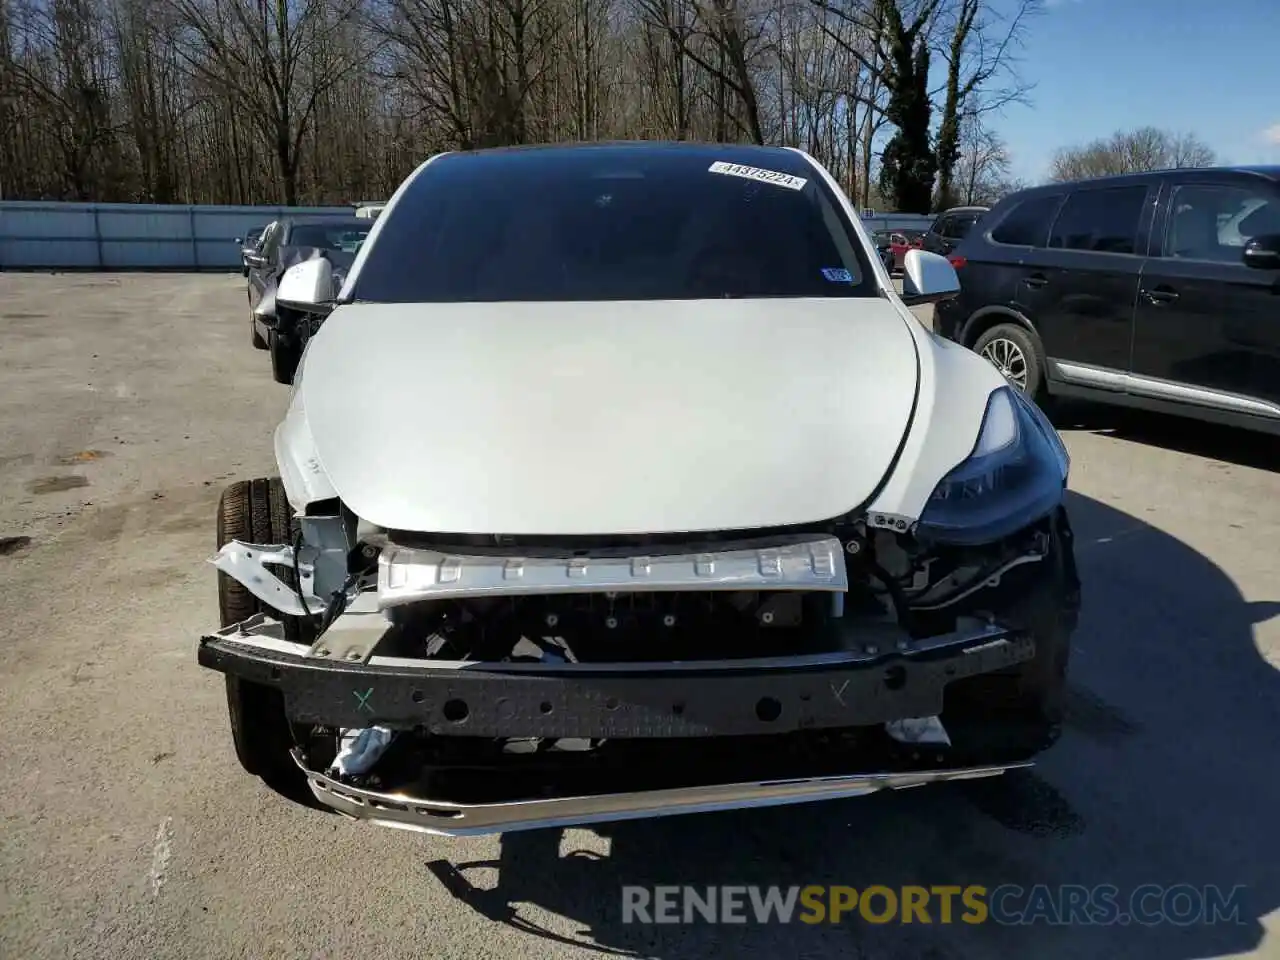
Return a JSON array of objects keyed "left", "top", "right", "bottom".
[
  {"left": 1050, "top": 360, "right": 1128, "bottom": 392},
  {"left": 377, "top": 536, "right": 848, "bottom": 608},
  {"left": 293, "top": 753, "right": 1026, "bottom": 837},
  {"left": 1129, "top": 374, "right": 1280, "bottom": 419},
  {"left": 1051, "top": 359, "right": 1280, "bottom": 419}
]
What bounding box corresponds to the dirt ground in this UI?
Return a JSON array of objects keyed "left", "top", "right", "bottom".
[{"left": 1, "top": 272, "right": 1278, "bottom": 960}]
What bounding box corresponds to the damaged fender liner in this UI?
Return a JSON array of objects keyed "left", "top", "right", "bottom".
[{"left": 198, "top": 623, "right": 1034, "bottom": 738}]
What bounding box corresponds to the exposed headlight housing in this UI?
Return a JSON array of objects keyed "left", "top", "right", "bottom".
[{"left": 916, "top": 387, "right": 1069, "bottom": 546}]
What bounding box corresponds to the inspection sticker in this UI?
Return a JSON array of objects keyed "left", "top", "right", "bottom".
[
  {"left": 708, "top": 160, "right": 808, "bottom": 191},
  {"left": 821, "top": 267, "right": 854, "bottom": 283}
]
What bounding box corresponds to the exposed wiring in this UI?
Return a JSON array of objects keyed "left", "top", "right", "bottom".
[
  {"left": 909, "top": 552, "right": 1045, "bottom": 612},
  {"left": 290, "top": 531, "right": 371, "bottom": 632},
  {"left": 859, "top": 557, "right": 914, "bottom": 631},
  {"left": 291, "top": 528, "right": 321, "bottom": 627},
  {"left": 319, "top": 573, "right": 358, "bottom": 633}
]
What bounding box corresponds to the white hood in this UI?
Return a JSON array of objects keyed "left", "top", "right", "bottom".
[{"left": 294, "top": 298, "right": 919, "bottom": 535}]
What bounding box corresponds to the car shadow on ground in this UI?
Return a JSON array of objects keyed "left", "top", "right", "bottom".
[
  {"left": 424, "top": 491, "right": 1280, "bottom": 960},
  {"left": 1052, "top": 400, "right": 1280, "bottom": 472}
]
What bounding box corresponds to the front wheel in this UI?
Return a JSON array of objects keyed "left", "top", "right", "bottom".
[
  {"left": 972, "top": 323, "right": 1045, "bottom": 402},
  {"left": 941, "top": 508, "right": 1080, "bottom": 764},
  {"left": 216, "top": 478, "right": 319, "bottom": 802}
]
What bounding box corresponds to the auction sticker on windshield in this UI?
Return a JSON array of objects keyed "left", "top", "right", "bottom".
[{"left": 708, "top": 161, "right": 808, "bottom": 191}]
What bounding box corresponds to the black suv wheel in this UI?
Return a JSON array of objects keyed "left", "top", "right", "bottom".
[{"left": 972, "top": 323, "right": 1045, "bottom": 401}]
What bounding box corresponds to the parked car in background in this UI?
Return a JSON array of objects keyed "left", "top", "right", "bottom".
[
  {"left": 870, "top": 231, "right": 924, "bottom": 274},
  {"left": 922, "top": 206, "right": 989, "bottom": 258},
  {"left": 933, "top": 166, "right": 1280, "bottom": 434},
  {"left": 890, "top": 231, "right": 924, "bottom": 271},
  {"left": 235, "top": 226, "right": 265, "bottom": 277},
  {"left": 871, "top": 230, "right": 897, "bottom": 273},
  {"left": 355, "top": 203, "right": 386, "bottom": 219},
  {"left": 244, "top": 217, "right": 372, "bottom": 382}
]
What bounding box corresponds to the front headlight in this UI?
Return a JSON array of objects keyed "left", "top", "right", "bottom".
[{"left": 915, "top": 387, "right": 1069, "bottom": 546}]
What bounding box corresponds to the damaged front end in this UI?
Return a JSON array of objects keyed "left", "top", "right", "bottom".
[{"left": 201, "top": 493, "right": 1080, "bottom": 836}]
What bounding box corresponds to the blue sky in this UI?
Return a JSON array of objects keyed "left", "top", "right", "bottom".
[{"left": 982, "top": 0, "right": 1280, "bottom": 182}]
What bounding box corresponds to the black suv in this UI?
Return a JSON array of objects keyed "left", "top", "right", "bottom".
[
  {"left": 934, "top": 167, "right": 1280, "bottom": 434},
  {"left": 921, "top": 205, "right": 989, "bottom": 257}
]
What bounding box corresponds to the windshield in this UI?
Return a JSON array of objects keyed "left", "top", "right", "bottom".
[
  {"left": 288, "top": 223, "right": 371, "bottom": 253},
  {"left": 950, "top": 214, "right": 983, "bottom": 239},
  {"left": 348, "top": 146, "right": 876, "bottom": 303}
]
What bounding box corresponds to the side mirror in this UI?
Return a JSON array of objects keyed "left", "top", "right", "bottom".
[
  {"left": 900, "top": 249, "right": 960, "bottom": 306},
  {"left": 243, "top": 252, "right": 266, "bottom": 269},
  {"left": 277, "top": 258, "right": 336, "bottom": 313},
  {"left": 1243, "top": 234, "right": 1280, "bottom": 270}
]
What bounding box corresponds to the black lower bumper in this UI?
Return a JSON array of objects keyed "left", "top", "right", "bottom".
[{"left": 198, "top": 622, "right": 1034, "bottom": 739}]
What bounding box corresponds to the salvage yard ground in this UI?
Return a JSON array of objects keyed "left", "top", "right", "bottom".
[{"left": 1, "top": 273, "right": 1279, "bottom": 960}]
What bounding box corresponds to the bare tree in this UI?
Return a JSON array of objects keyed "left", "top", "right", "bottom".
[
  {"left": 636, "top": 0, "right": 771, "bottom": 144},
  {"left": 633, "top": 0, "right": 698, "bottom": 138},
  {"left": 170, "top": 0, "right": 370, "bottom": 204},
  {"left": 931, "top": 0, "right": 1039, "bottom": 210},
  {"left": 0, "top": 0, "right": 1051, "bottom": 205},
  {"left": 565, "top": 0, "right": 612, "bottom": 139},
  {"left": 110, "top": 0, "right": 187, "bottom": 201},
  {"left": 810, "top": 0, "right": 942, "bottom": 212},
  {"left": 0, "top": 0, "right": 123, "bottom": 199},
  {"left": 1049, "top": 126, "right": 1216, "bottom": 183},
  {"left": 952, "top": 110, "right": 1012, "bottom": 205},
  {"left": 1167, "top": 129, "right": 1217, "bottom": 169},
  {"left": 793, "top": 0, "right": 885, "bottom": 205}
]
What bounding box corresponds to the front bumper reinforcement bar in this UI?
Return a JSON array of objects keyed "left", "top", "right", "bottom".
[{"left": 198, "top": 619, "right": 1034, "bottom": 738}]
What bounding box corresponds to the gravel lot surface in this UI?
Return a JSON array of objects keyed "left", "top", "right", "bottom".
[{"left": 1, "top": 272, "right": 1278, "bottom": 960}]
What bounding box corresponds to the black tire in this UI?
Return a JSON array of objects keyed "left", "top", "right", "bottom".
[
  {"left": 1013, "top": 508, "right": 1081, "bottom": 729},
  {"left": 216, "top": 478, "right": 318, "bottom": 799},
  {"left": 216, "top": 478, "right": 312, "bottom": 639},
  {"left": 269, "top": 331, "right": 300, "bottom": 384},
  {"left": 971, "top": 322, "right": 1045, "bottom": 403},
  {"left": 942, "top": 508, "right": 1080, "bottom": 764}
]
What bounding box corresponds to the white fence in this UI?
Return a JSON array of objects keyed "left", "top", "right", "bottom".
[
  {"left": 0, "top": 201, "right": 354, "bottom": 270},
  {"left": 860, "top": 213, "right": 935, "bottom": 235},
  {"left": 0, "top": 201, "right": 936, "bottom": 271}
]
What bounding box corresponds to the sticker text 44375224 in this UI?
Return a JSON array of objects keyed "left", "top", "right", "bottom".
[{"left": 707, "top": 161, "right": 808, "bottom": 191}]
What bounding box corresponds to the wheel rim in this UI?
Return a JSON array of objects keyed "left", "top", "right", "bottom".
[{"left": 980, "top": 337, "right": 1029, "bottom": 390}]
